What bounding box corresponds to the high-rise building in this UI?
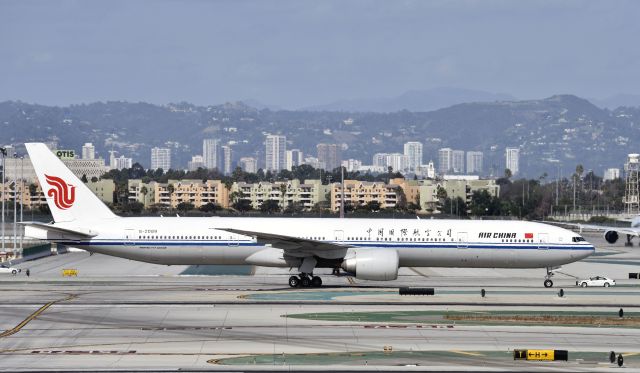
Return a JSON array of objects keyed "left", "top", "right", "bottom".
[
  {"left": 466, "top": 151, "right": 484, "bottom": 174},
  {"left": 316, "top": 143, "right": 341, "bottom": 171},
  {"left": 342, "top": 159, "right": 362, "bottom": 172},
  {"left": 452, "top": 150, "right": 465, "bottom": 173},
  {"left": 286, "top": 149, "right": 304, "bottom": 170},
  {"left": 437, "top": 148, "right": 453, "bottom": 174},
  {"left": 505, "top": 147, "right": 520, "bottom": 175},
  {"left": 265, "top": 135, "right": 286, "bottom": 171},
  {"left": 239, "top": 157, "right": 258, "bottom": 173},
  {"left": 82, "top": 143, "right": 95, "bottom": 160},
  {"left": 187, "top": 155, "right": 204, "bottom": 171},
  {"left": 372, "top": 153, "right": 409, "bottom": 172},
  {"left": 387, "top": 153, "right": 409, "bottom": 173},
  {"left": 113, "top": 156, "right": 133, "bottom": 170},
  {"left": 151, "top": 147, "right": 171, "bottom": 171},
  {"left": 403, "top": 141, "right": 423, "bottom": 171},
  {"left": 222, "top": 145, "right": 233, "bottom": 175},
  {"left": 373, "top": 153, "right": 389, "bottom": 168},
  {"left": 203, "top": 139, "right": 221, "bottom": 170},
  {"left": 108, "top": 150, "right": 117, "bottom": 170},
  {"left": 604, "top": 168, "right": 621, "bottom": 181}
]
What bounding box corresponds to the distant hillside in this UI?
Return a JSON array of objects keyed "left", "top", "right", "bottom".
[
  {"left": 304, "top": 87, "right": 516, "bottom": 112},
  {"left": 0, "top": 95, "right": 638, "bottom": 178}
]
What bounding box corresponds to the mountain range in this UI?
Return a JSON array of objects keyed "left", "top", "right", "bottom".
[{"left": 1, "top": 94, "right": 639, "bottom": 178}]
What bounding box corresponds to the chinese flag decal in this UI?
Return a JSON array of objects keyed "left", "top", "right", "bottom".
[{"left": 525, "top": 233, "right": 534, "bottom": 239}]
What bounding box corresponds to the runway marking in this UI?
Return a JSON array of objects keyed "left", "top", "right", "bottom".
[
  {"left": 0, "top": 294, "right": 76, "bottom": 339},
  {"left": 409, "top": 267, "right": 430, "bottom": 277},
  {"left": 450, "top": 350, "right": 484, "bottom": 357}
]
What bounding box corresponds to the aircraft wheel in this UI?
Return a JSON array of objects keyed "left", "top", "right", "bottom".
[
  {"left": 288, "top": 276, "right": 300, "bottom": 288},
  {"left": 300, "top": 276, "right": 311, "bottom": 287},
  {"left": 544, "top": 279, "right": 553, "bottom": 288},
  {"left": 581, "top": 282, "right": 587, "bottom": 287},
  {"left": 311, "top": 276, "right": 322, "bottom": 287}
]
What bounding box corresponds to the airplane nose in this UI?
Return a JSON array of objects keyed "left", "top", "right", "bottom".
[{"left": 581, "top": 244, "right": 596, "bottom": 259}]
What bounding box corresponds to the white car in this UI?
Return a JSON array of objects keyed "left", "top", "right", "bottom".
[
  {"left": 0, "top": 264, "right": 18, "bottom": 275},
  {"left": 578, "top": 276, "right": 616, "bottom": 287}
]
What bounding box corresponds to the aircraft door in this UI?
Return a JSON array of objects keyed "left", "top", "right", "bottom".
[
  {"left": 334, "top": 230, "right": 344, "bottom": 242},
  {"left": 457, "top": 232, "right": 468, "bottom": 249},
  {"left": 538, "top": 233, "right": 549, "bottom": 250},
  {"left": 124, "top": 229, "right": 135, "bottom": 248},
  {"left": 228, "top": 233, "right": 239, "bottom": 247}
]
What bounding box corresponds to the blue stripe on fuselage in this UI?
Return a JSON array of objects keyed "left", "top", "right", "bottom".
[{"left": 57, "top": 240, "right": 594, "bottom": 251}]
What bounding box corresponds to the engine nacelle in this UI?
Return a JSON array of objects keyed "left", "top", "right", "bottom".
[
  {"left": 341, "top": 248, "right": 399, "bottom": 281},
  {"left": 604, "top": 230, "right": 619, "bottom": 244}
]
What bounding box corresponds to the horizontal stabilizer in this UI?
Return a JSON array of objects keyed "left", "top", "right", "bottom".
[{"left": 20, "top": 222, "right": 97, "bottom": 241}]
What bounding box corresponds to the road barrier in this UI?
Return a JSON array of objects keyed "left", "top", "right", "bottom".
[
  {"left": 514, "top": 349, "right": 568, "bottom": 361},
  {"left": 399, "top": 287, "right": 434, "bottom": 295},
  {"left": 62, "top": 269, "right": 78, "bottom": 277}
]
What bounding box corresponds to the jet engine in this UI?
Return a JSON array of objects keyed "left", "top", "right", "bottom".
[
  {"left": 340, "top": 248, "right": 399, "bottom": 281},
  {"left": 604, "top": 230, "right": 619, "bottom": 244}
]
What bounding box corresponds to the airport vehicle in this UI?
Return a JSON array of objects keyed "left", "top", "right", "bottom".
[
  {"left": 22, "top": 143, "right": 595, "bottom": 288},
  {"left": 578, "top": 276, "right": 615, "bottom": 287},
  {"left": 0, "top": 264, "right": 18, "bottom": 275}
]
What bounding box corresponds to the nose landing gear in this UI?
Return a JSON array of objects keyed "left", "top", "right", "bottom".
[{"left": 543, "top": 267, "right": 555, "bottom": 288}]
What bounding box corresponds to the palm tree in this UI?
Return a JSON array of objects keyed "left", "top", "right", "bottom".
[{"left": 140, "top": 185, "right": 148, "bottom": 206}]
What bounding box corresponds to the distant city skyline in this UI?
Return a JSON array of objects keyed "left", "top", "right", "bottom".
[{"left": 2, "top": 1, "right": 640, "bottom": 108}]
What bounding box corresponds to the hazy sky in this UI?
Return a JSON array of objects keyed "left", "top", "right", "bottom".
[{"left": 1, "top": 0, "right": 639, "bottom": 108}]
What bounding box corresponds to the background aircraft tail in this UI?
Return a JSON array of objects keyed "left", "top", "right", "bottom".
[{"left": 25, "top": 143, "right": 117, "bottom": 223}]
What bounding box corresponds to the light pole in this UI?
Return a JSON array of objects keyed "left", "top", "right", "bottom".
[
  {"left": 0, "top": 147, "right": 6, "bottom": 255},
  {"left": 20, "top": 156, "right": 24, "bottom": 252},
  {"left": 13, "top": 154, "right": 18, "bottom": 258}
]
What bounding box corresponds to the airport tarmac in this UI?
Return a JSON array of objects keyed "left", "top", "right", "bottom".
[{"left": 0, "top": 232, "right": 639, "bottom": 371}]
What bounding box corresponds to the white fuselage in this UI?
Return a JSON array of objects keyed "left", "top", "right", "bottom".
[{"left": 51, "top": 217, "right": 594, "bottom": 269}]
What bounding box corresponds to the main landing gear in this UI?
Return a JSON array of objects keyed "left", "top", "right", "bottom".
[
  {"left": 543, "top": 267, "right": 555, "bottom": 288},
  {"left": 289, "top": 273, "right": 322, "bottom": 288},
  {"left": 625, "top": 234, "right": 634, "bottom": 247}
]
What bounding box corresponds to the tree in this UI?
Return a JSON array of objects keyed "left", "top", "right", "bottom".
[
  {"left": 284, "top": 201, "right": 304, "bottom": 214},
  {"left": 140, "top": 186, "right": 148, "bottom": 204},
  {"left": 364, "top": 200, "right": 381, "bottom": 212},
  {"left": 279, "top": 183, "right": 288, "bottom": 209},
  {"left": 200, "top": 202, "right": 221, "bottom": 213},
  {"left": 233, "top": 199, "right": 253, "bottom": 213},
  {"left": 260, "top": 199, "right": 281, "bottom": 214},
  {"left": 504, "top": 168, "right": 512, "bottom": 179},
  {"left": 81, "top": 174, "right": 88, "bottom": 183},
  {"left": 91, "top": 176, "right": 98, "bottom": 183},
  {"left": 28, "top": 183, "right": 38, "bottom": 197},
  {"left": 177, "top": 201, "right": 195, "bottom": 213},
  {"left": 395, "top": 186, "right": 407, "bottom": 210}
]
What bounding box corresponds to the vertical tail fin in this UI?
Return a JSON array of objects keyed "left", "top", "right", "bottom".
[{"left": 25, "top": 143, "right": 117, "bottom": 223}]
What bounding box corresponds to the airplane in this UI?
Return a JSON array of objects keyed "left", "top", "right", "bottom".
[
  {"left": 21, "top": 143, "right": 595, "bottom": 288},
  {"left": 544, "top": 215, "right": 640, "bottom": 247}
]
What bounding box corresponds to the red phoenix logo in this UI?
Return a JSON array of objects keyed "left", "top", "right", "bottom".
[{"left": 45, "top": 174, "right": 76, "bottom": 210}]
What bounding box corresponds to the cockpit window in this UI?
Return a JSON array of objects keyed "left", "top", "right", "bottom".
[{"left": 572, "top": 237, "right": 586, "bottom": 242}]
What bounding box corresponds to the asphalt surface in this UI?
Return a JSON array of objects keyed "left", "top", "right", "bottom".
[{"left": 0, "top": 231, "right": 639, "bottom": 371}]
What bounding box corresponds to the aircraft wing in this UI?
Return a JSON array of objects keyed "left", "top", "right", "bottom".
[
  {"left": 541, "top": 221, "right": 640, "bottom": 236},
  {"left": 216, "top": 228, "right": 349, "bottom": 258}
]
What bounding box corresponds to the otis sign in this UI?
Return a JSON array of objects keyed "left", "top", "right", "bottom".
[
  {"left": 45, "top": 174, "right": 76, "bottom": 210},
  {"left": 54, "top": 150, "right": 75, "bottom": 159}
]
